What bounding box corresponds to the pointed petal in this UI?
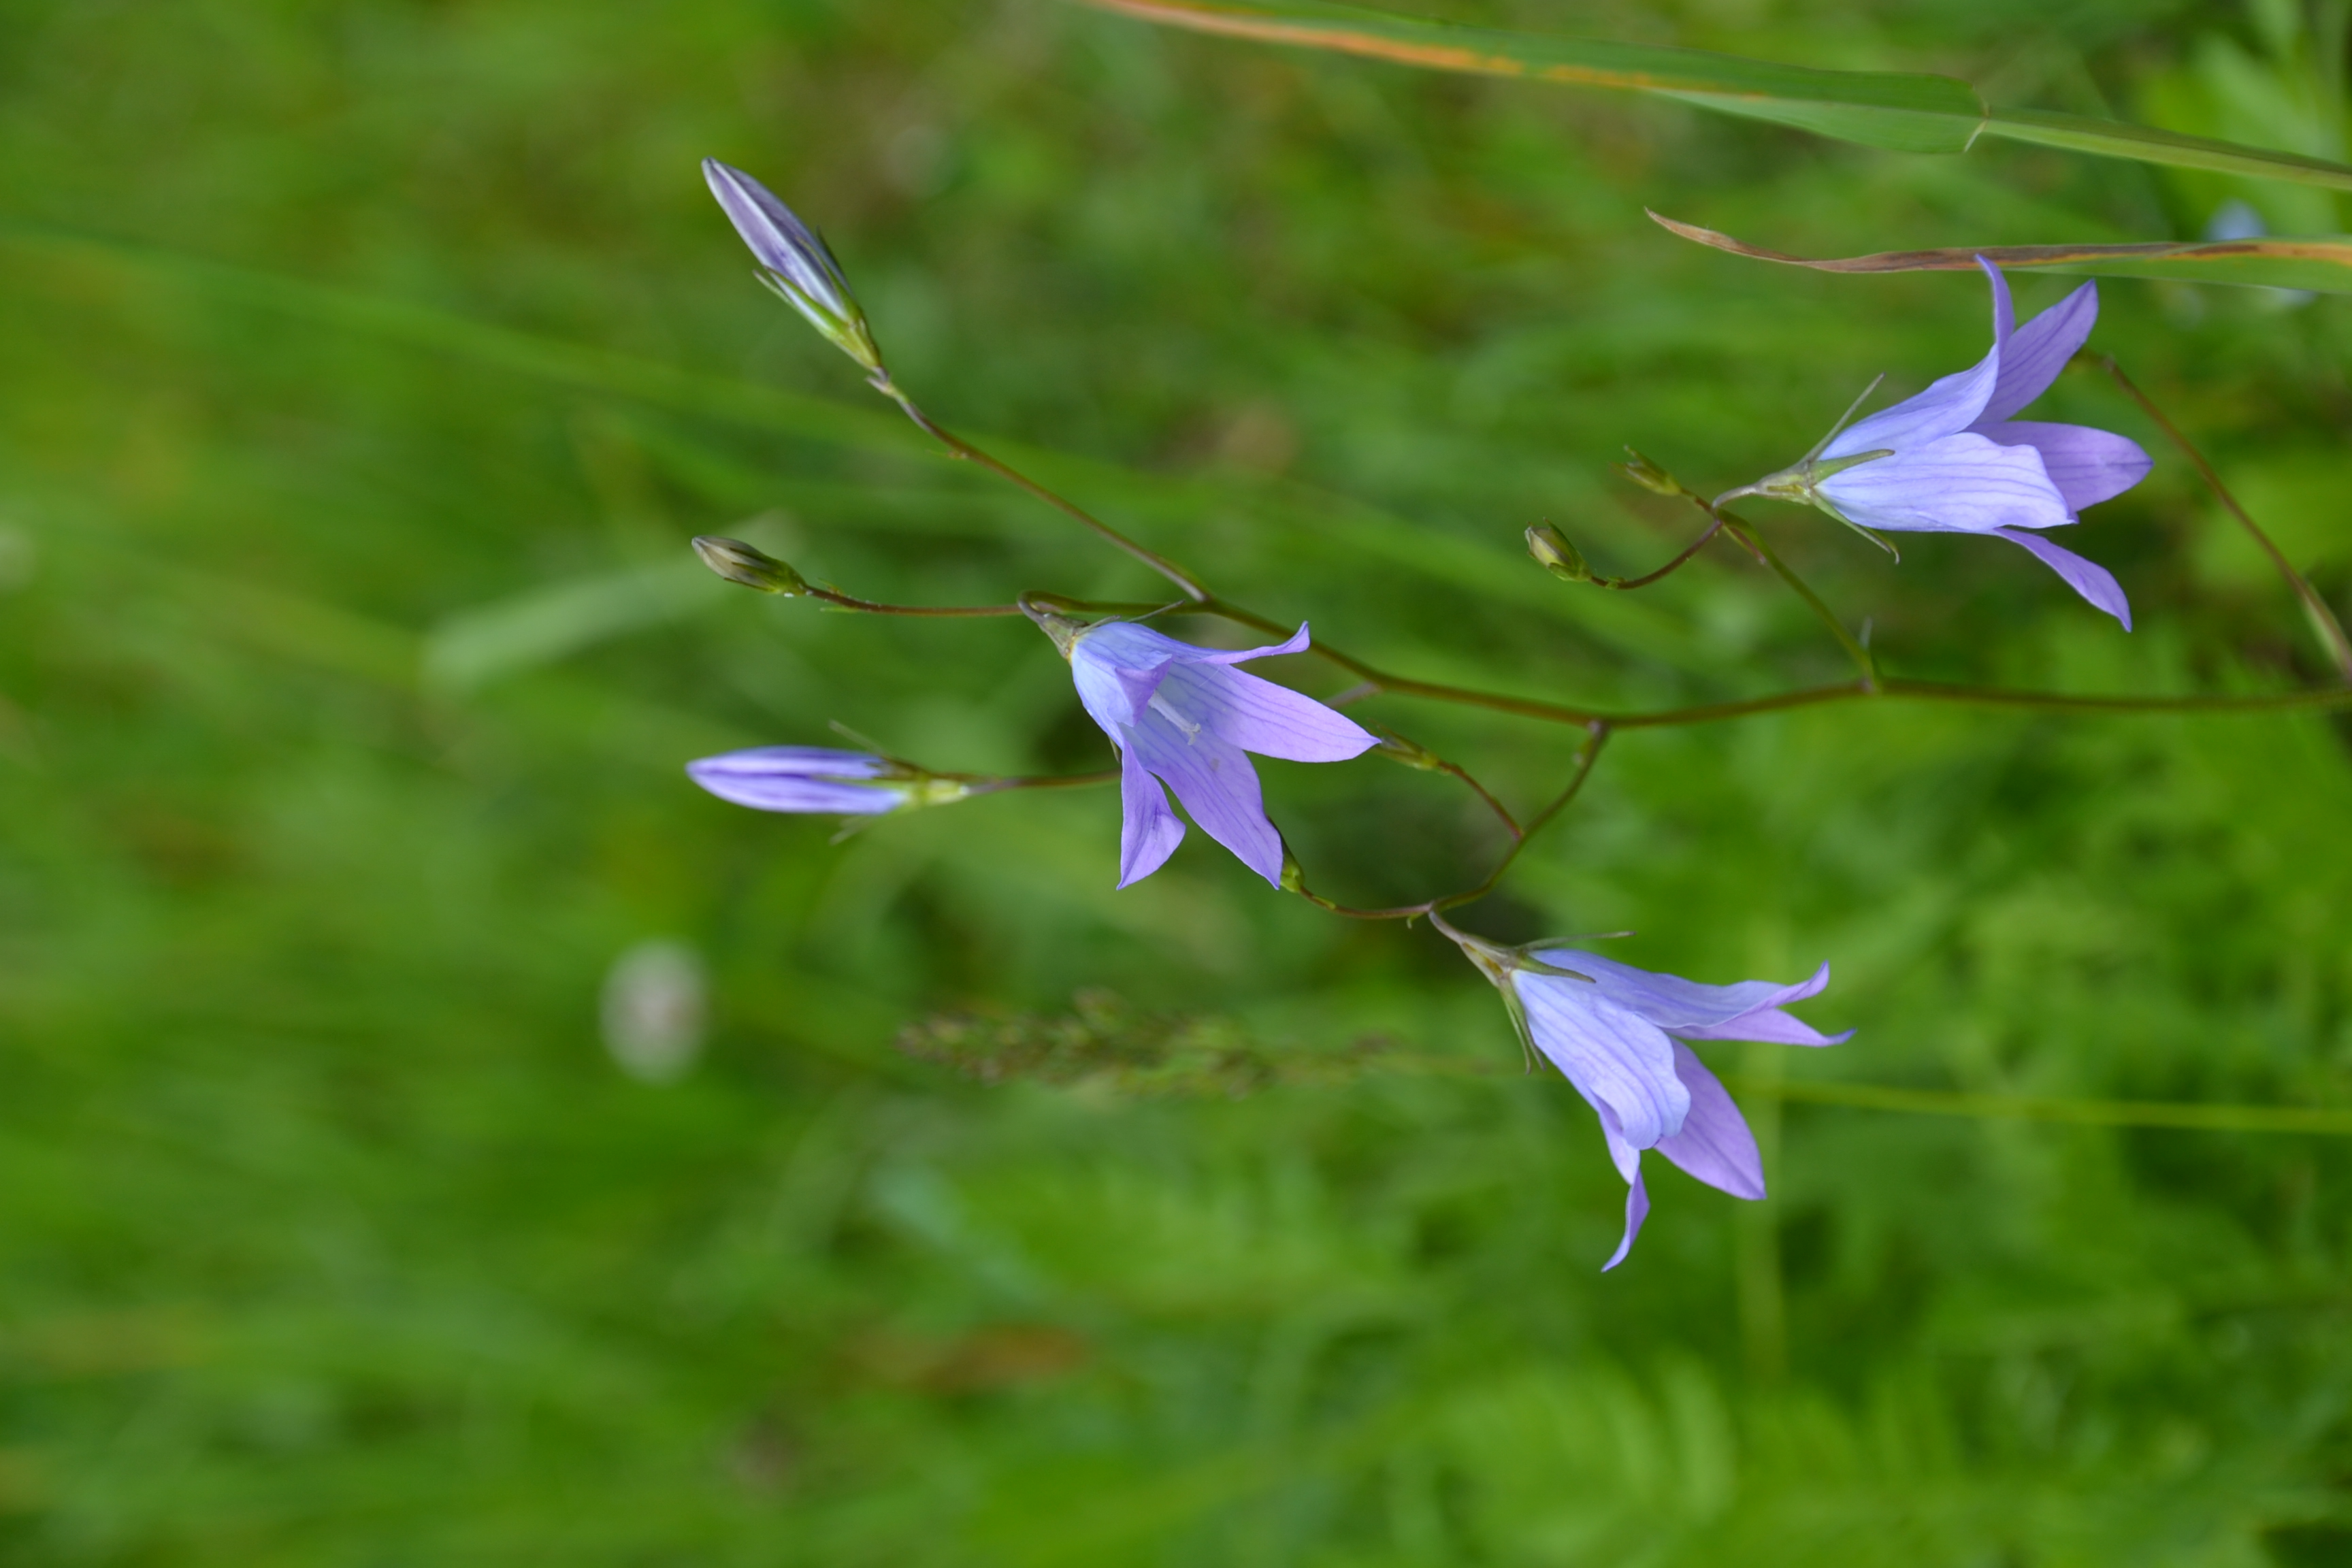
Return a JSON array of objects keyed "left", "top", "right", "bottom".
[
  {"left": 1186, "top": 621, "right": 1315, "bottom": 666},
  {"left": 1991, "top": 526, "right": 2134, "bottom": 630},
  {"left": 1653, "top": 1045, "right": 1766, "bottom": 1199},
  {"left": 1978, "top": 280, "right": 2099, "bottom": 425},
  {"left": 1126, "top": 713, "right": 1285, "bottom": 886},
  {"left": 687, "top": 748, "right": 898, "bottom": 814},
  {"left": 1155, "top": 662, "right": 1377, "bottom": 763},
  {"left": 1982, "top": 255, "right": 2016, "bottom": 346},
  {"left": 1818, "top": 432, "right": 2072, "bottom": 534},
  {"left": 1601, "top": 1159, "right": 1650, "bottom": 1273},
  {"left": 1516, "top": 973, "right": 1688, "bottom": 1148},
  {"left": 1535, "top": 952, "right": 1850, "bottom": 1045},
  {"left": 1114, "top": 737, "right": 1187, "bottom": 888},
  {"left": 1976, "top": 421, "right": 2153, "bottom": 511},
  {"left": 1824, "top": 343, "right": 2001, "bottom": 460},
  {"left": 702, "top": 159, "right": 852, "bottom": 312}
]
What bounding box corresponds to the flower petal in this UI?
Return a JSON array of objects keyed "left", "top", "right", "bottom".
[
  {"left": 1516, "top": 973, "right": 1688, "bottom": 1148},
  {"left": 1071, "top": 635, "right": 1173, "bottom": 734},
  {"left": 1183, "top": 621, "right": 1316, "bottom": 666},
  {"left": 1823, "top": 343, "right": 2002, "bottom": 460},
  {"left": 1652, "top": 1045, "right": 1766, "bottom": 1199},
  {"left": 1155, "top": 662, "right": 1377, "bottom": 763},
  {"left": 1125, "top": 711, "right": 1285, "bottom": 886},
  {"left": 687, "top": 748, "right": 898, "bottom": 814},
  {"left": 1991, "top": 526, "right": 2134, "bottom": 630},
  {"left": 1602, "top": 1161, "right": 1650, "bottom": 1273},
  {"left": 1978, "top": 278, "right": 2099, "bottom": 426},
  {"left": 1975, "top": 421, "right": 2153, "bottom": 512},
  {"left": 1115, "top": 736, "right": 1187, "bottom": 888},
  {"left": 1534, "top": 951, "right": 1850, "bottom": 1045},
  {"left": 701, "top": 159, "right": 852, "bottom": 314},
  {"left": 1818, "top": 432, "right": 2072, "bottom": 534}
]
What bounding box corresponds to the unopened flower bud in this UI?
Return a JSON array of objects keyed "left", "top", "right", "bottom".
[
  {"left": 1618, "top": 448, "right": 1690, "bottom": 497},
  {"left": 693, "top": 536, "right": 808, "bottom": 595},
  {"left": 702, "top": 158, "right": 885, "bottom": 375},
  {"left": 687, "top": 746, "right": 975, "bottom": 817},
  {"left": 1526, "top": 524, "right": 1592, "bottom": 584}
]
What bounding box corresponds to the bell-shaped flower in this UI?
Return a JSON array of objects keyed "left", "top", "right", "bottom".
[
  {"left": 702, "top": 158, "right": 884, "bottom": 375},
  {"left": 688, "top": 747, "right": 970, "bottom": 816},
  {"left": 1725, "top": 259, "right": 2151, "bottom": 628},
  {"left": 1436, "top": 915, "right": 1850, "bottom": 1271},
  {"left": 1030, "top": 608, "right": 1377, "bottom": 887}
]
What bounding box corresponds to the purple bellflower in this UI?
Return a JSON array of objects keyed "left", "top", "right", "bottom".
[
  {"left": 1027, "top": 606, "right": 1378, "bottom": 888},
  {"left": 1435, "top": 914, "right": 1850, "bottom": 1271},
  {"left": 702, "top": 158, "right": 884, "bottom": 376},
  {"left": 1722, "top": 259, "right": 2151, "bottom": 628},
  {"left": 687, "top": 747, "right": 970, "bottom": 816}
]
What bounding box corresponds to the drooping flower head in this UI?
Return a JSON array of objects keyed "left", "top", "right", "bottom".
[
  {"left": 1434, "top": 913, "right": 1850, "bottom": 1271},
  {"left": 1725, "top": 259, "right": 2151, "bottom": 628},
  {"left": 688, "top": 747, "right": 970, "bottom": 817},
  {"left": 702, "top": 158, "right": 884, "bottom": 375},
  {"left": 1026, "top": 604, "right": 1378, "bottom": 888}
]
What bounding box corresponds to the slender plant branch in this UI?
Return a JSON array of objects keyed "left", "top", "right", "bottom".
[
  {"left": 1284, "top": 722, "right": 1608, "bottom": 921},
  {"left": 805, "top": 583, "right": 1025, "bottom": 617},
  {"left": 872, "top": 372, "right": 1211, "bottom": 603},
  {"left": 2095, "top": 353, "right": 2352, "bottom": 683},
  {"left": 1717, "top": 512, "right": 1879, "bottom": 689},
  {"left": 1593, "top": 514, "right": 1730, "bottom": 589}
]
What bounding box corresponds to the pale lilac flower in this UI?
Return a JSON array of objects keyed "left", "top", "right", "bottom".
[
  {"left": 1031, "top": 610, "right": 1377, "bottom": 887},
  {"left": 688, "top": 747, "right": 966, "bottom": 816},
  {"left": 1726, "top": 259, "right": 2151, "bottom": 628},
  {"left": 1437, "top": 916, "right": 1850, "bottom": 1271},
  {"left": 702, "top": 158, "right": 883, "bottom": 374}
]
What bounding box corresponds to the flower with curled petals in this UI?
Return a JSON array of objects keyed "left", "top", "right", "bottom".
[
  {"left": 1725, "top": 259, "right": 2151, "bottom": 628},
  {"left": 1435, "top": 913, "right": 1850, "bottom": 1271},
  {"left": 1028, "top": 606, "right": 1378, "bottom": 888}
]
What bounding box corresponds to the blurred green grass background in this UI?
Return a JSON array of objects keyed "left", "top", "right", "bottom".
[{"left": 5, "top": 0, "right": 2352, "bottom": 1561}]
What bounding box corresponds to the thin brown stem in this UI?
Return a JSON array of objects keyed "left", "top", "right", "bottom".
[
  {"left": 874, "top": 375, "right": 1209, "bottom": 602},
  {"left": 2097, "top": 354, "right": 2352, "bottom": 683},
  {"left": 806, "top": 585, "right": 1024, "bottom": 617},
  {"left": 1595, "top": 515, "right": 1728, "bottom": 589}
]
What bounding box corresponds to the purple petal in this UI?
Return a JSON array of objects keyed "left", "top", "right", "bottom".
[
  {"left": 1115, "top": 739, "right": 1186, "bottom": 888},
  {"left": 1823, "top": 343, "right": 2001, "bottom": 461},
  {"left": 1533, "top": 951, "right": 1849, "bottom": 1046},
  {"left": 1818, "top": 433, "right": 2072, "bottom": 534},
  {"left": 1652, "top": 1045, "right": 1765, "bottom": 1200},
  {"left": 1154, "top": 662, "right": 1377, "bottom": 763},
  {"left": 1601, "top": 1163, "right": 1650, "bottom": 1273},
  {"left": 1974, "top": 421, "right": 2152, "bottom": 512},
  {"left": 1124, "top": 711, "right": 1284, "bottom": 886},
  {"left": 1978, "top": 278, "right": 2099, "bottom": 426},
  {"left": 687, "top": 747, "right": 897, "bottom": 814},
  {"left": 1071, "top": 636, "right": 1173, "bottom": 736},
  {"left": 701, "top": 159, "right": 851, "bottom": 313},
  {"left": 1184, "top": 621, "right": 1315, "bottom": 666},
  {"left": 1516, "top": 973, "right": 1688, "bottom": 1149},
  {"left": 1991, "top": 527, "right": 2134, "bottom": 630}
]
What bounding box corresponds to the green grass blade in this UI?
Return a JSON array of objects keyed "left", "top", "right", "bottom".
[
  {"left": 1650, "top": 210, "right": 2352, "bottom": 293},
  {"left": 1080, "top": 0, "right": 2352, "bottom": 187}
]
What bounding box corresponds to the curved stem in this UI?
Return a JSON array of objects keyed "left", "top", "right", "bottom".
[
  {"left": 2095, "top": 354, "right": 2352, "bottom": 683},
  {"left": 1716, "top": 512, "right": 1878, "bottom": 689},
  {"left": 873, "top": 374, "right": 1209, "bottom": 602},
  {"left": 1284, "top": 723, "right": 1609, "bottom": 921},
  {"left": 1594, "top": 515, "right": 1728, "bottom": 589}
]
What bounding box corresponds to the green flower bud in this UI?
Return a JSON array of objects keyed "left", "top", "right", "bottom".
[
  {"left": 1526, "top": 523, "right": 1593, "bottom": 584},
  {"left": 692, "top": 536, "right": 809, "bottom": 595}
]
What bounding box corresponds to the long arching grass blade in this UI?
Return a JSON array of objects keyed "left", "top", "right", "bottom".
[
  {"left": 1648, "top": 211, "right": 2352, "bottom": 294},
  {"left": 1079, "top": 0, "right": 2352, "bottom": 191}
]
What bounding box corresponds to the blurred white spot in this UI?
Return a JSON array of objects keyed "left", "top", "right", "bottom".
[{"left": 600, "top": 939, "right": 706, "bottom": 1083}]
